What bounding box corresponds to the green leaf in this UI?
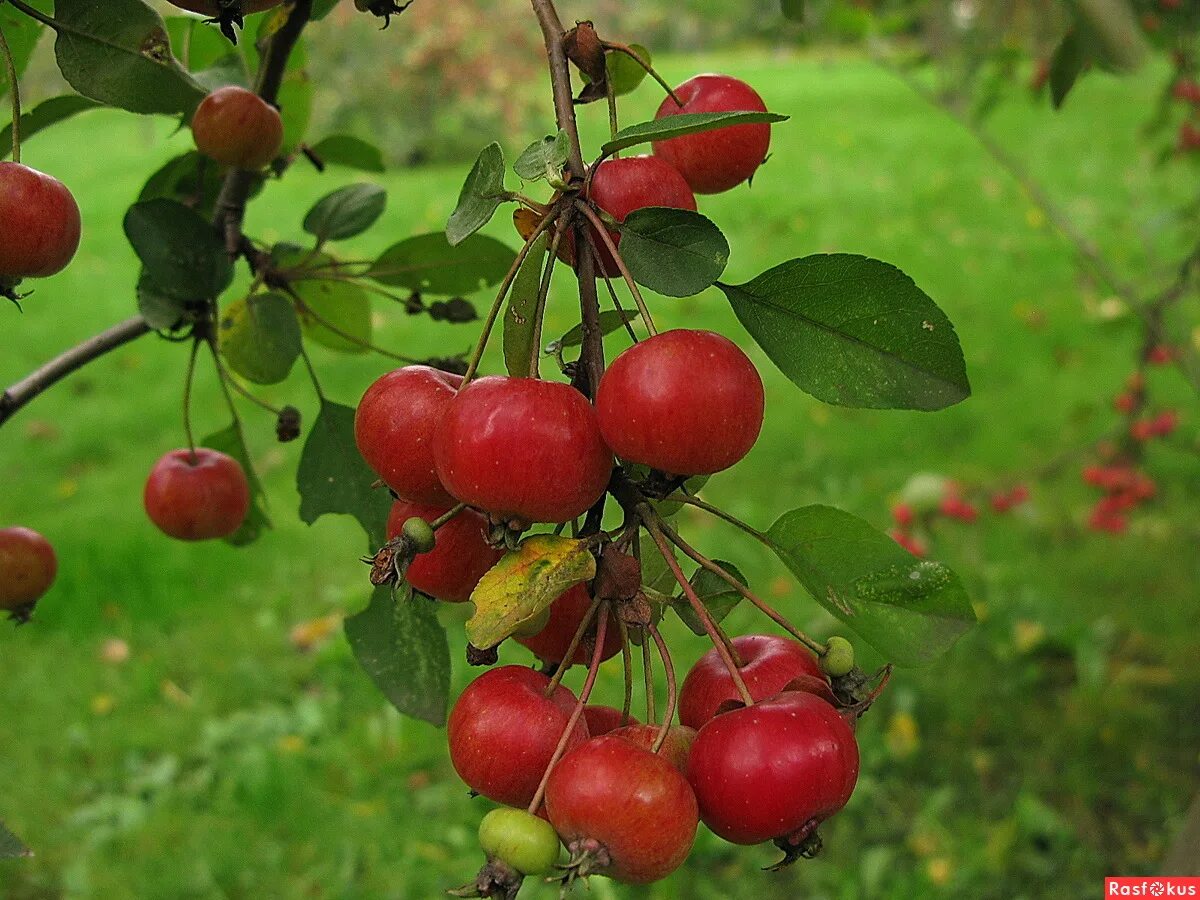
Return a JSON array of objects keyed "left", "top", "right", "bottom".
[
  {"left": 781, "top": 0, "right": 804, "bottom": 21},
  {"left": 136, "top": 270, "right": 189, "bottom": 331},
  {"left": 0, "top": 820, "right": 31, "bottom": 860},
  {"left": 291, "top": 277, "right": 372, "bottom": 354},
  {"left": 0, "top": 2, "right": 46, "bottom": 100},
  {"left": 344, "top": 585, "right": 450, "bottom": 726},
  {"left": 50, "top": 0, "right": 206, "bottom": 116},
  {"left": 765, "top": 505, "right": 975, "bottom": 666},
  {"left": 467, "top": 536, "right": 597, "bottom": 650},
  {"left": 201, "top": 422, "right": 271, "bottom": 547},
  {"left": 218, "top": 292, "right": 303, "bottom": 385},
  {"left": 503, "top": 233, "right": 548, "bottom": 378},
  {"left": 605, "top": 44, "right": 652, "bottom": 96},
  {"left": 123, "top": 199, "right": 232, "bottom": 302},
  {"left": 138, "top": 151, "right": 234, "bottom": 220},
  {"left": 308, "top": 134, "right": 385, "bottom": 172},
  {"left": 603, "top": 111, "right": 788, "bottom": 156},
  {"left": 671, "top": 561, "right": 746, "bottom": 636},
  {"left": 446, "top": 142, "right": 507, "bottom": 246},
  {"left": 620, "top": 207, "right": 729, "bottom": 298},
  {"left": 368, "top": 233, "right": 517, "bottom": 296},
  {"left": 719, "top": 254, "right": 969, "bottom": 411},
  {"left": 163, "top": 15, "right": 241, "bottom": 75},
  {"left": 276, "top": 58, "right": 312, "bottom": 151},
  {"left": 303, "top": 183, "right": 387, "bottom": 243},
  {"left": 1049, "top": 28, "right": 1090, "bottom": 109},
  {"left": 0, "top": 95, "right": 103, "bottom": 162},
  {"left": 548, "top": 309, "right": 635, "bottom": 352},
  {"left": 513, "top": 131, "right": 569, "bottom": 182},
  {"left": 297, "top": 400, "right": 392, "bottom": 547}
]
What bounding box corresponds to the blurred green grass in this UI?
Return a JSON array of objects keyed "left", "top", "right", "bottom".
[{"left": 1, "top": 49, "right": 1198, "bottom": 899}]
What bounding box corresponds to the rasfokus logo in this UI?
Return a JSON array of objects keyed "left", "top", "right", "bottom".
[{"left": 1106, "top": 878, "right": 1200, "bottom": 897}]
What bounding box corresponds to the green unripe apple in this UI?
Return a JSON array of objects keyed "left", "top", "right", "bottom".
[
  {"left": 821, "top": 636, "right": 855, "bottom": 678},
  {"left": 478, "top": 807, "right": 561, "bottom": 875},
  {"left": 401, "top": 517, "right": 437, "bottom": 554}
]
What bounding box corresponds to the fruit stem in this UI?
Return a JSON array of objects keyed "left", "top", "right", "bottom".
[
  {"left": 616, "top": 617, "right": 634, "bottom": 726},
  {"left": 601, "top": 41, "right": 684, "bottom": 108},
  {"left": 641, "top": 630, "right": 656, "bottom": 723},
  {"left": 210, "top": 351, "right": 286, "bottom": 417},
  {"left": 573, "top": 200, "right": 658, "bottom": 336},
  {"left": 0, "top": 21, "right": 20, "bottom": 163},
  {"left": 528, "top": 216, "right": 569, "bottom": 379},
  {"left": 182, "top": 338, "right": 201, "bottom": 463},
  {"left": 642, "top": 515, "right": 754, "bottom": 707},
  {"left": 605, "top": 75, "right": 619, "bottom": 146},
  {"left": 593, "top": 258, "right": 641, "bottom": 345},
  {"left": 665, "top": 493, "right": 772, "bottom": 547},
  {"left": 430, "top": 504, "right": 468, "bottom": 530},
  {"left": 526, "top": 599, "right": 611, "bottom": 815},
  {"left": 298, "top": 344, "right": 326, "bottom": 402},
  {"left": 462, "top": 208, "right": 558, "bottom": 385},
  {"left": 543, "top": 593, "right": 602, "bottom": 697},
  {"left": 660, "top": 520, "right": 828, "bottom": 657},
  {"left": 647, "top": 623, "right": 676, "bottom": 754}
]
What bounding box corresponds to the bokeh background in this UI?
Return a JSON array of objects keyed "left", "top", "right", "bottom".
[{"left": 2, "top": 1, "right": 1198, "bottom": 898}]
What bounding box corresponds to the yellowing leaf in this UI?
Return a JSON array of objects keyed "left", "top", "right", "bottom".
[{"left": 467, "top": 535, "right": 596, "bottom": 650}]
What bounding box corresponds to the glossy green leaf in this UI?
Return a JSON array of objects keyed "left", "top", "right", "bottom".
[
  {"left": 345, "top": 585, "right": 451, "bottom": 726},
  {"left": 0, "top": 95, "right": 102, "bottom": 160},
  {"left": 292, "top": 277, "right": 372, "bottom": 354},
  {"left": 0, "top": 820, "right": 31, "bottom": 860},
  {"left": 720, "top": 254, "right": 969, "bottom": 410},
  {"left": 671, "top": 561, "right": 746, "bottom": 636},
  {"left": 138, "top": 151, "right": 245, "bottom": 220},
  {"left": 513, "top": 131, "right": 569, "bottom": 182},
  {"left": 51, "top": 0, "right": 206, "bottom": 116},
  {"left": 123, "top": 199, "right": 232, "bottom": 302},
  {"left": 297, "top": 400, "right": 392, "bottom": 547},
  {"left": 277, "top": 60, "right": 312, "bottom": 151},
  {"left": 548, "top": 309, "right": 635, "bottom": 353},
  {"left": 446, "top": 142, "right": 507, "bottom": 246},
  {"left": 308, "top": 134, "right": 386, "bottom": 172},
  {"left": 136, "top": 270, "right": 189, "bottom": 331},
  {"left": 602, "top": 110, "right": 787, "bottom": 156},
  {"left": 0, "top": 2, "right": 46, "bottom": 100},
  {"left": 503, "top": 233, "right": 548, "bottom": 378},
  {"left": 620, "top": 207, "right": 729, "bottom": 298},
  {"left": 163, "top": 15, "right": 241, "bottom": 74},
  {"left": 303, "top": 183, "right": 387, "bottom": 243},
  {"left": 765, "top": 505, "right": 974, "bottom": 666},
  {"left": 218, "top": 292, "right": 303, "bottom": 385},
  {"left": 201, "top": 422, "right": 271, "bottom": 547},
  {"left": 368, "top": 233, "right": 517, "bottom": 296}
]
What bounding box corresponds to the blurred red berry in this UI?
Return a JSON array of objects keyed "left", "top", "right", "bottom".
[
  {"left": 1113, "top": 392, "right": 1136, "bottom": 414},
  {"left": 1130, "top": 420, "right": 1155, "bottom": 442},
  {"left": 890, "top": 529, "right": 927, "bottom": 557},
  {"left": 1009, "top": 484, "right": 1030, "bottom": 504},
  {"left": 892, "top": 503, "right": 915, "bottom": 529},
  {"left": 1125, "top": 371, "right": 1145, "bottom": 392},
  {"left": 1151, "top": 410, "right": 1179, "bottom": 437},
  {"left": 1147, "top": 345, "right": 1174, "bottom": 365}
]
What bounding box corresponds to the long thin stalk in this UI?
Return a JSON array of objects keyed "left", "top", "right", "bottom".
[
  {"left": 544, "top": 593, "right": 603, "bottom": 696},
  {"left": 574, "top": 200, "right": 658, "bottom": 337},
  {"left": 647, "top": 623, "right": 676, "bottom": 753}
]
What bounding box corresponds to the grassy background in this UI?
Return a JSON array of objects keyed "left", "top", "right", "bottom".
[{"left": 2, "top": 49, "right": 1198, "bottom": 899}]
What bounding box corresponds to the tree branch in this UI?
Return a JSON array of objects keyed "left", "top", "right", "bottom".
[{"left": 0, "top": 316, "right": 152, "bottom": 426}]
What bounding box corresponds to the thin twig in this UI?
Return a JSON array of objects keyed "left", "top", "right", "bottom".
[
  {"left": 182, "top": 338, "right": 201, "bottom": 460},
  {"left": 641, "top": 633, "right": 656, "bottom": 723},
  {"left": 574, "top": 200, "right": 658, "bottom": 336},
  {"left": 647, "top": 623, "right": 677, "bottom": 753}
]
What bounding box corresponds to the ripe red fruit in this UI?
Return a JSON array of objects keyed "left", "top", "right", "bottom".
[
  {"left": 596, "top": 330, "right": 764, "bottom": 476},
  {"left": 1113, "top": 392, "right": 1136, "bottom": 414},
  {"left": 143, "top": 448, "right": 250, "bottom": 541},
  {"left": 586, "top": 156, "right": 696, "bottom": 275},
  {"left": 939, "top": 496, "right": 978, "bottom": 523},
  {"left": 687, "top": 692, "right": 859, "bottom": 846},
  {"left": 1151, "top": 410, "right": 1180, "bottom": 437},
  {"left": 355, "top": 365, "right": 461, "bottom": 504},
  {"left": 448, "top": 665, "right": 589, "bottom": 808},
  {"left": 652, "top": 74, "right": 771, "bottom": 194},
  {"left": 678, "top": 634, "right": 823, "bottom": 730},
  {"left": 583, "top": 705, "right": 634, "bottom": 736},
  {"left": 192, "top": 86, "right": 284, "bottom": 170},
  {"left": 167, "top": 0, "right": 282, "bottom": 12},
  {"left": 891, "top": 503, "right": 915, "bottom": 528},
  {"left": 1147, "top": 345, "right": 1174, "bottom": 365},
  {"left": 0, "top": 527, "right": 57, "bottom": 621},
  {"left": 0, "top": 162, "right": 82, "bottom": 280},
  {"left": 516, "top": 584, "right": 623, "bottom": 666},
  {"left": 609, "top": 724, "right": 698, "bottom": 773},
  {"left": 434, "top": 376, "right": 612, "bottom": 524},
  {"left": 546, "top": 736, "right": 698, "bottom": 884},
  {"left": 890, "top": 529, "right": 928, "bottom": 558},
  {"left": 386, "top": 500, "right": 502, "bottom": 602},
  {"left": 1130, "top": 419, "right": 1156, "bottom": 442}
]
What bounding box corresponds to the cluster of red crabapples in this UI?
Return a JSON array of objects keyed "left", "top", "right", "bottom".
[
  {"left": 888, "top": 478, "right": 1029, "bottom": 559},
  {"left": 350, "top": 73, "right": 880, "bottom": 895}
]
